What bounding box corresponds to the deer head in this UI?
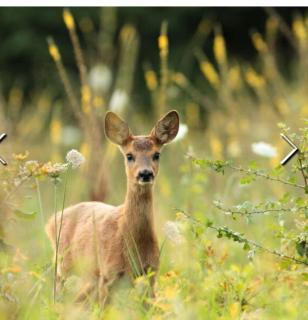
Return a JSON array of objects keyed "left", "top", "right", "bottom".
[{"left": 105, "top": 110, "right": 179, "bottom": 186}]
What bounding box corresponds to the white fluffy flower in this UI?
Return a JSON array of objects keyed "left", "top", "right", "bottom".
[
  {"left": 89, "top": 64, "right": 112, "bottom": 93},
  {"left": 109, "top": 89, "right": 129, "bottom": 113},
  {"left": 251, "top": 142, "right": 277, "bottom": 158},
  {"left": 163, "top": 221, "right": 184, "bottom": 245},
  {"left": 66, "top": 149, "right": 85, "bottom": 169},
  {"left": 174, "top": 123, "right": 188, "bottom": 142}
]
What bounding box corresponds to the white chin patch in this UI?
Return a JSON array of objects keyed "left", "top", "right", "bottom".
[{"left": 138, "top": 180, "right": 153, "bottom": 185}]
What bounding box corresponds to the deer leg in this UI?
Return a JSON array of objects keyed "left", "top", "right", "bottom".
[
  {"left": 74, "top": 280, "right": 96, "bottom": 303},
  {"left": 98, "top": 275, "right": 110, "bottom": 308}
]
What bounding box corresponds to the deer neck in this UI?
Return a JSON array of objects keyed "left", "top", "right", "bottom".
[{"left": 121, "top": 182, "right": 155, "bottom": 241}]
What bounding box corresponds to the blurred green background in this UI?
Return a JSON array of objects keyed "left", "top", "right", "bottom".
[{"left": 0, "top": 7, "right": 304, "bottom": 105}]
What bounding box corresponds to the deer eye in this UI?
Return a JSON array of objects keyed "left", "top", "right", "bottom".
[
  {"left": 126, "top": 153, "right": 135, "bottom": 162},
  {"left": 153, "top": 152, "right": 160, "bottom": 161}
]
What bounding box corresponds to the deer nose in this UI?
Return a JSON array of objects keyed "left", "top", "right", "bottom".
[{"left": 138, "top": 170, "right": 154, "bottom": 182}]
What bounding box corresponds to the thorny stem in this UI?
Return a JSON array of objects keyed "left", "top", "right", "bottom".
[
  {"left": 228, "top": 164, "right": 305, "bottom": 190},
  {"left": 214, "top": 204, "right": 307, "bottom": 217},
  {"left": 174, "top": 207, "right": 308, "bottom": 266}
]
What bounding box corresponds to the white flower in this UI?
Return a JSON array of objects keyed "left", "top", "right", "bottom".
[
  {"left": 174, "top": 123, "right": 188, "bottom": 142},
  {"left": 66, "top": 149, "right": 85, "bottom": 169},
  {"left": 163, "top": 221, "right": 184, "bottom": 245},
  {"left": 109, "top": 89, "right": 129, "bottom": 113},
  {"left": 251, "top": 142, "right": 277, "bottom": 158},
  {"left": 89, "top": 64, "right": 112, "bottom": 93}
]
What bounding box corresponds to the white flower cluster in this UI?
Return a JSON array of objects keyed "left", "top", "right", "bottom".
[
  {"left": 163, "top": 221, "right": 184, "bottom": 245},
  {"left": 66, "top": 149, "right": 85, "bottom": 169},
  {"left": 251, "top": 142, "right": 277, "bottom": 158}
]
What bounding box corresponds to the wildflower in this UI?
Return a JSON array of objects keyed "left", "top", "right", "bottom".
[
  {"left": 174, "top": 124, "right": 188, "bottom": 142},
  {"left": 89, "top": 64, "right": 112, "bottom": 93},
  {"left": 110, "top": 89, "right": 129, "bottom": 113},
  {"left": 13, "top": 151, "right": 29, "bottom": 161},
  {"left": 251, "top": 142, "right": 277, "bottom": 158},
  {"left": 163, "top": 221, "right": 184, "bottom": 245},
  {"left": 48, "top": 40, "right": 61, "bottom": 62},
  {"left": 251, "top": 32, "right": 268, "bottom": 53},
  {"left": 245, "top": 68, "right": 265, "bottom": 89},
  {"left": 66, "top": 149, "right": 85, "bottom": 169},
  {"left": 63, "top": 9, "right": 75, "bottom": 30},
  {"left": 40, "top": 162, "right": 68, "bottom": 178},
  {"left": 145, "top": 70, "right": 158, "bottom": 91},
  {"left": 23, "top": 160, "right": 40, "bottom": 176},
  {"left": 213, "top": 32, "right": 227, "bottom": 65},
  {"left": 50, "top": 119, "right": 62, "bottom": 145},
  {"left": 200, "top": 61, "right": 220, "bottom": 88},
  {"left": 247, "top": 249, "right": 256, "bottom": 261},
  {"left": 81, "top": 85, "right": 92, "bottom": 114}
]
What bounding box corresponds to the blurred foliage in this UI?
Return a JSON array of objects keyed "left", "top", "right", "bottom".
[{"left": 0, "top": 7, "right": 306, "bottom": 108}]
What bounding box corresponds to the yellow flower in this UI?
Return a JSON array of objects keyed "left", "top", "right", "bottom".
[
  {"left": 245, "top": 67, "right": 265, "bottom": 89},
  {"left": 173, "top": 72, "right": 188, "bottom": 87},
  {"left": 63, "top": 9, "right": 75, "bottom": 30},
  {"left": 200, "top": 61, "right": 220, "bottom": 88},
  {"left": 93, "top": 96, "right": 104, "bottom": 108},
  {"left": 80, "top": 142, "right": 90, "bottom": 162},
  {"left": 209, "top": 134, "right": 223, "bottom": 158},
  {"left": 50, "top": 119, "right": 62, "bottom": 145},
  {"left": 81, "top": 85, "right": 92, "bottom": 114},
  {"left": 145, "top": 70, "right": 158, "bottom": 91},
  {"left": 214, "top": 33, "right": 227, "bottom": 65},
  {"left": 158, "top": 34, "right": 169, "bottom": 58},
  {"left": 13, "top": 151, "right": 29, "bottom": 161},
  {"left": 252, "top": 32, "right": 268, "bottom": 53},
  {"left": 159, "top": 35, "right": 168, "bottom": 51},
  {"left": 48, "top": 42, "right": 61, "bottom": 62},
  {"left": 293, "top": 16, "right": 306, "bottom": 45},
  {"left": 229, "top": 302, "right": 240, "bottom": 318},
  {"left": 228, "top": 66, "right": 241, "bottom": 90}
]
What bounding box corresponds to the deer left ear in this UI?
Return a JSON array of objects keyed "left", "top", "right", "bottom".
[{"left": 151, "top": 110, "right": 179, "bottom": 144}]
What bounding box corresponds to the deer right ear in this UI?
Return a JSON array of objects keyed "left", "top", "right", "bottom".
[{"left": 104, "top": 112, "right": 132, "bottom": 145}]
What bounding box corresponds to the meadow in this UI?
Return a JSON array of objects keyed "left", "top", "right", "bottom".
[{"left": 0, "top": 8, "right": 307, "bottom": 319}]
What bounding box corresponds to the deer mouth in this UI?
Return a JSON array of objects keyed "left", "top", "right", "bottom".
[{"left": 137, "top": 176, "right": 154, "bottom": 185}]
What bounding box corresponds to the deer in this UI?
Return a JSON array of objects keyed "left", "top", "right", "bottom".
[{"left": 45, "top": 110, "right": 179, "bottom": 305}]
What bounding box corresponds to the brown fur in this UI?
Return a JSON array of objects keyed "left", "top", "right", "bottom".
[{"left": 45, "top": 110, "right": 179, "bottom": 304}]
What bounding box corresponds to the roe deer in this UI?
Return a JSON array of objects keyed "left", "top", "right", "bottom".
[{"left": 45, "top": 110, "right": 179, "bottom": 304}]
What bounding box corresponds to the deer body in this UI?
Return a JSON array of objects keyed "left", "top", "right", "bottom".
[{"left": 45, "top": 111, "right": 179, "bottom": 303}]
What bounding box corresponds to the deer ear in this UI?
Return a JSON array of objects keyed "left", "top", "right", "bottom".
[
  {"left": 151, "top": 110, "right": 179, "bottom": 144},
  {"left": 105, "top": 111, "right": 132, "bottom": 145}
]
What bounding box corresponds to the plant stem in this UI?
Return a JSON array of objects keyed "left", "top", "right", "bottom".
[
  {"left": 54, "top": 166, "right": 71, "bottom": 303},
  {"left": 53, "top": 182, "right": 58, "bottom": 304},
  {"left": 35, "top": 178, "right": 46, "bottom": 252}
]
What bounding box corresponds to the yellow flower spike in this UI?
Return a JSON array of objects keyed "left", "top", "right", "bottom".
[
  {"left": 213, "top": 31, "right": 227, "bottom": 65},
  {"left": 145, "top": 70, "right": 158, "bottom": 91},
  {"left": 158, "top": 35, "right": 169, "bottom": 52},
  {"left": 228, "top": 66, "right": 241, "bottom": 90},
  {"left": 80, "top": 142, "right": 90, "bottom": 162},
  {"left": 245, "top": 67, "right": 265, "bottom": 89},
  {"left": 48, "top": 41, "right": 61, "bottom": 62},
  {"left": 209, "top": 133, "right": 223, "bottom": 159},
  {"left": 93, "top": 96, "right": 104, "bottom": 108},
  {"left": 50, "top": 119, "right": 62, "bottom": 145},
  {"left": 173, "top": 72, "right": 188, "bottom": 87},
  {"left": 63, "top": 9, "right": 75, "bottom": 31},
  {"left": 252, "top": 32, "right": 268, "bottom": 53},
  {"left": 293, "top": 17, "right": 307, "bottom": 45},
  {"left": 200, "top": 61, "right": 220, "bottom": 88},
  {"left": 81, "top": 85, "right": 92, "bottom": 114}
]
